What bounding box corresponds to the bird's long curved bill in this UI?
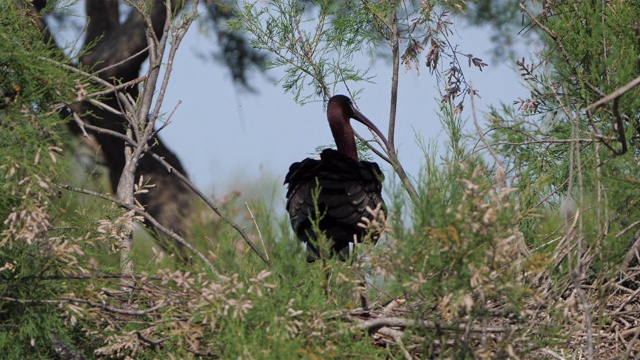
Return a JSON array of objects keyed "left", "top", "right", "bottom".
[{"left": 352, "top": 110, "right": 391, "bottom": 152}]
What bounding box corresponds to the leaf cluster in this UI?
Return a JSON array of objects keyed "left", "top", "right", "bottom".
[
  {"left": 229, "top": 0, "right": 381, "bottom": 104},
  {"left": 489, "top": 1, "right": 640, "bottom": 259},
  {"left": 0, "top": 3, "right": 116, "bottom": 358},
  {"left": 484, "top": 2, "right": 640, "bottom": 354}
]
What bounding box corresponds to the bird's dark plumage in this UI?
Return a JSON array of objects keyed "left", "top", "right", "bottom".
[{"left": 284, "top": 95, "right": 387, "bottom": 262}]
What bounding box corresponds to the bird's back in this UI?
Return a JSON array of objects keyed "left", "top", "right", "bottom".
[{"left": 284, "top": 148, "right": 385, "bottom": 262}]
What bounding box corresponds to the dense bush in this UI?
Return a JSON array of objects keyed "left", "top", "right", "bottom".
[{"left": 2, "top": 0, "right": 640, "bottom": 358}]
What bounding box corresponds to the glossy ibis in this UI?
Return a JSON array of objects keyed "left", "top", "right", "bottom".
[{"left": 285, "top": 95, "right": 389, "bottom": 262}]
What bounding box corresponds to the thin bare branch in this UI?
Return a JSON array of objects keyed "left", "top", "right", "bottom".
[
  {"left": 245, "top": 201, "right": 270, "bottom": 263},
  {"left": 93, "top": 46, "right": 151, "bottom": 77},
  {"left": 136, "top": 331, "right": 171, "bottom": 346},
  {"left": 146, "top": 152, "right": 272, "bottom": 266},
  {"left": 585, "top": 74, "right": 640, "bottom": 111},
  {"left": 352, "top": 316, "right": 519, "bottom": 333},
  {"left": 388, "top": 0, "right": 399, "bottom": 149},
  {"left": 0, "top": 296, "right": 166, "bottom": 316},
  {"left": 616, "top": 220, "right": 640, "bottom": 238}
]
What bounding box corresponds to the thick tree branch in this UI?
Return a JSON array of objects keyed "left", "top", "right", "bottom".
[{"left": 611, "top": 98, "right": 627, "bottom": 155}]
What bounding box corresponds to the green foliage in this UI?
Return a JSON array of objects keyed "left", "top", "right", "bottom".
[
  {"left": 484, "top": 2, "right": 640, "bottom": 355},
  {"left": 229, "top": 0, "right": 379, "bottom": 104},
  {"left": 0, "top": 3, "right": 90, "bottom": 358},
  {"left": 490, "top": 1, "right": 640, "bottom": 261},
  {"left": 366, "top": 114, "right": 559, "bottom": 356},
  {"left": 3, "top": 0, "right": 639, "bottom": 358},
  {"left": 230, "top": 0, "right": 474, "bottom": 105},
  {"left": 0, "top": 3, "right": 130, "bottom": 357}
]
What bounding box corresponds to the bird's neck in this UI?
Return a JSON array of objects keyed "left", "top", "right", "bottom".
[{"left": 330, "top": 122, "right": 358, "bottom": 160}]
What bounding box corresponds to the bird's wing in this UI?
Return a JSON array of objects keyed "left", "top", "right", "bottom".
[
  {"left": 285, "top": 149, "right": 384, "bottom": 234},
  {"left": 284, "top": 158, "right": 322, "bottom": 238}
]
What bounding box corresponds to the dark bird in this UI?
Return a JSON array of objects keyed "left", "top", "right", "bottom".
[{"left": 284, "top": 95, "right": 389, "bottom": 262}]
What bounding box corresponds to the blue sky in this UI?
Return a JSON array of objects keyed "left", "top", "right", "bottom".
[{"left": 154, "top": 19, "right": 531, "bottom": 199}]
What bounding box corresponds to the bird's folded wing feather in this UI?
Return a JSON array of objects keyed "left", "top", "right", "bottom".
[{"left": 284, "top": 149, "right": 384, "bottom": 231}]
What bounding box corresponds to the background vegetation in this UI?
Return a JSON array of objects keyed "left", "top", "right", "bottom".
[{"left": 1, "top": 0, "right": 639, "bottom": 358}]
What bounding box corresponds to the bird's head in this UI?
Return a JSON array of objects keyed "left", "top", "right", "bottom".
[{"left": 327, "top": 95, "right": 390, "bottom": 153}]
